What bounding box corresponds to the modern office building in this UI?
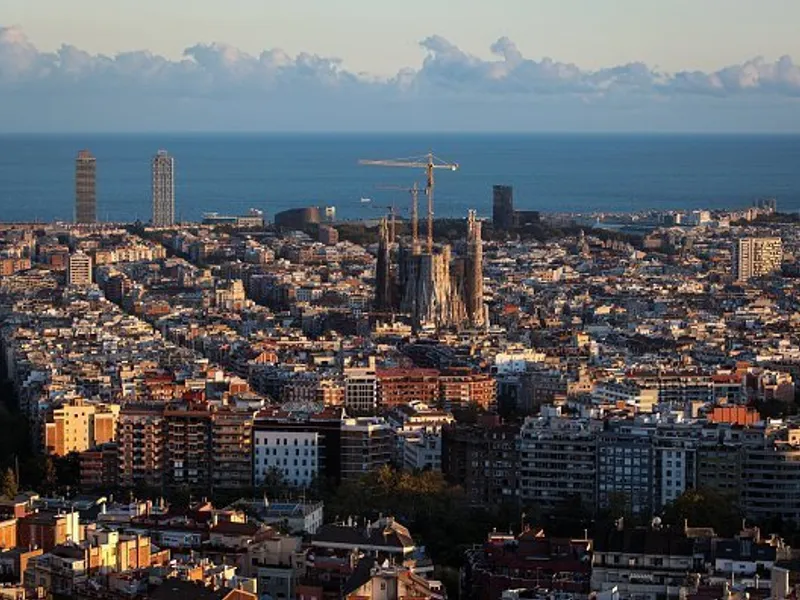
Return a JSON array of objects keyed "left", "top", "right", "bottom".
[
  {"left": 152, "top": 150, "right": 175, "bottom": 227},
  {"left": 733, "top": 237, "right": 783, "bottom": 281},
  {"left": 67, "top": 251, "right": 93, "bottom": 286},
  {"left": 75, "top": 150, "right": 97, "bottom": 224},
  {"left": 492, "top": 185, "right": 514, "bottom": 230}
]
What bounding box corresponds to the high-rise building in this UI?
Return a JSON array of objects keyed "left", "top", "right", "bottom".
[
  {"left": 492, "top": 185, "right": 514, "bottom": 230},
  {"left": 152, "top": 150, "right": 175, "bottom": 227},
  {"left": 67, "top": 251, "right": 93, "bottom": 286},
  {"left": 75, "top": 150, "right": 97, "bottom": 224},
  {"left": 733, "top": 237, "right": 783, "bottom": 282}
]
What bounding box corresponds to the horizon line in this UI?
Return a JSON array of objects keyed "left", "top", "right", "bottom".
[{"left": 3, "top": 130, "right": 800, "bottom": 137}]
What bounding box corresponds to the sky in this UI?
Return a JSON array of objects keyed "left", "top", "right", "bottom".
[{"left": 2, "top": 0, "right": 800, "bottom": 132}]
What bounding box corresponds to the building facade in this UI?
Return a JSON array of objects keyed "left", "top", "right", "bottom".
[
  {"left": 75, "top": 150, "right": 96, "bottom": 224},
  {"left": 733, "top": 237, "right": 783, "bottom": 281},
  {"left": 340, "top": 417, "right": 393, "bottom": 481},
  {"left": 344, "top": 367, "right": 378, "bottom": 415},
  {"left": 117, "top": 409, "right": 166, "bottom": 489},
  {"left": 492, "top": 185, "right": 514, "bottom": 231},
  {"left": 254, "top": 429, "right": 321, "bottom": 488},
  {"left": 519, "top": 417, "right": 597, "bottom": 510},
  {"left": 68, "top": 251, "right": 93, "bottom": 286},
  {"left": 151, "top": 150, "right": 175, "bottom": 228}
]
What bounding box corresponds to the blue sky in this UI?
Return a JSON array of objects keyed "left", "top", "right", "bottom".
[{"left": 2, "top": 0, "right": 800, "bottom": 132}]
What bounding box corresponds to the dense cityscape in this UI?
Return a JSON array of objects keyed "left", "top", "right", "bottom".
[{"left": 0, "top": 146, "right": 799, "bottom": 600}]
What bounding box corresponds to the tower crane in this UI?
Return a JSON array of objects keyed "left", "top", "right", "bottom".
[{"left": 359, "top": 152, "right": 458, "bottom": 254}]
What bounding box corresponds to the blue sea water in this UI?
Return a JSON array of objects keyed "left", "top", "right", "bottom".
[{"left": 1, "top": 133, "right": 800, "bottom": 223}]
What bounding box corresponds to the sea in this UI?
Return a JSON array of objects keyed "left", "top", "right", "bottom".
[{"left": 1, "top": 133, "right": 800, "bottom": 223}]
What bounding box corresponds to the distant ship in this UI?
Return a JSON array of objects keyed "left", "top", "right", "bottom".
[{"left": 360, "top": 198, "right": 372, "bottom": 203}]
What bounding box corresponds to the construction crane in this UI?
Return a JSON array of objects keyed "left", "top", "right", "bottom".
[{"left": 359, "top": 152, "right": 458, "bottom": 254}]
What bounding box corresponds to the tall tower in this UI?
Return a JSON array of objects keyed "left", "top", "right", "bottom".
[
  {"left": 492, "top": 185, "right": 514, "bottom": 231},
  {"left": 374, "top": 218, "right": 392, "bottom": 311},
  {"left": 75, "top": 150, "right": 97, "bottom": 224},
  {"left": 152, "top": 150, "right": 175, "bottom": 227},
  {"left": 466, "top": 210, "right": 485, "bottom": 328}
]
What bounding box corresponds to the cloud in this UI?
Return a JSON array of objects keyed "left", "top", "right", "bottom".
[{"left": 1, "top": 26, "right": 799, "bottom": 132}]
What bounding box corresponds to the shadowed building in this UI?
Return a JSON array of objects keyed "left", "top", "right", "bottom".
[{"left": 492, "top": 185, "right": 514, "bottom": 231}]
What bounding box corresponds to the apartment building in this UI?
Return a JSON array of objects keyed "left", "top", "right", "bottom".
[
  {"left": 592, "top": 527, "right": 702, "bottom": 600},
  {"left": 164, "top": 406, "right": 213, "bottom": 489},
  {"left": 43, "top": 400, "right": 120, "bottom": 456},
  {"left": 254, "top": 429, "right": 321, "bottom": 488},
  {"left": 597, "top": 431, "right": 656, "bottom": 516},
  {"left": 340, "top": 417, "right": 393, "bottom": 482},
  {"left": 519, "top": 416, "right": 598, "bottom": 510},
  {"left": 68, "top": 251, "right": 93, "bottom": 286},
  {"left": 740, "top": 429, "right": 800, "bottom": 524},
  {"left": 117, "top": 409, "right": 166, "bottom": 488},
  {"left": 442, "top": 417, "right": 519, "bottom": 506},
  {"left": 733, "top": 237, "right": 783, "bottom": 282},
  {"left": 344, "top": 367, "right": 378, "bottom": 415},
  {"left": 253, "top": 406, "right": 344, "bottom": 485},
  {"left": 79, "top": 443, "right": 119, "bottom": 490},
  {"left": 376, "top": 368, "right": 439, "bottom": 409},
  {"left": 211, "top": 408, "right": 255, "bottom": 490},
  {"left": 439, "top": 368, "right": 496, "bottom": 410}
]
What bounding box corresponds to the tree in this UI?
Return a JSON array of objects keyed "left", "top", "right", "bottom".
[
  {"left": 42, "top": 457, "right": 57, "bottom": 494},
  {"left": 662, "top": 488, "right": 741, "bottom": 537},
  {"left": 0, "top": 467, "right": 18, "bottom": 499}
]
